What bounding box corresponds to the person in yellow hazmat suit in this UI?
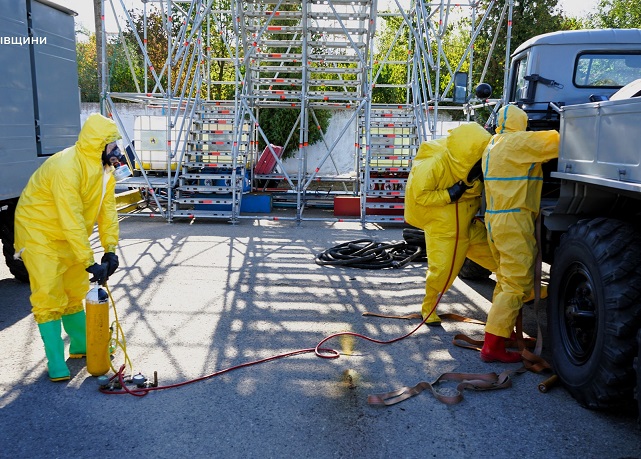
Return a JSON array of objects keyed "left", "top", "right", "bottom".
[
  {"left": 405, "top": 122, "right": 497, "bottom": 325},
  {"left": 14, "top": 113, "right": 123, "bottom": 381},
  {"left": 481, "top": 104, "right": 559, "bottom": 363}
]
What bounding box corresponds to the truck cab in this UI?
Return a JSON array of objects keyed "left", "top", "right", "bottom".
[{"left": 508, "top": 28, "right": 641, "bottom": 129}]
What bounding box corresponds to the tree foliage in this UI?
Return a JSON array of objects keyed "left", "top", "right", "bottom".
[
  {"left": 206, "top": 0, "right": 235, "bottom": 100},
  {"left": 121, "top": 8, "right": 171, "bottom": 94},
  {"left": 256, "top": 108, "right": 332, "bottom": 159},
  {"left": 77, "top": 33, "right": 99, "bottom": 102},
  {"left": 587, "top": 0, "right": 641, "bottom": 28},
  {"left": 372, "top": 3, "right": 568, "bottom": 106},
  {"left": 76, "top": 33, "right": 143, "bottom": 102}
]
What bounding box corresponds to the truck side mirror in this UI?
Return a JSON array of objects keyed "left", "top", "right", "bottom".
[{"left": 453, "top": 72, "right": 468, "bottom": 104}]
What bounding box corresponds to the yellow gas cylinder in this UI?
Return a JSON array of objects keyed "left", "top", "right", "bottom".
[{"left": 85, "top": 283, "right": 110, "bottom": 377}]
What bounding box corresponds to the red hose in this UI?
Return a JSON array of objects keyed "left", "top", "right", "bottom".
[{"left": 102, "top": 203, "right": 461, "bottom": 396}]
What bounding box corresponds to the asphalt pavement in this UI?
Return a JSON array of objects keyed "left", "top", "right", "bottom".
[{"left": 1, "top": 209, "right": 640, "bottom": 459}]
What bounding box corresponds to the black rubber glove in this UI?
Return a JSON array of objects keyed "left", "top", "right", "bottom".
[
  {"left": 86, "top": 263, "right": 108, "bottom": 285},
  {"left": 101, "top": 252, "right": 119, "bottom": 277},
  {"left": 447, "top": 181, "right": 470, "bottom": 203}
]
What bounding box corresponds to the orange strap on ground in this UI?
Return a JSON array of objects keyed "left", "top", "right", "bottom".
[
  {"left": 362, "top": 311, "right": 485, "bottom": 325},
  {"left": 368, "top": 370, "right": 513, "bottom": 406}
]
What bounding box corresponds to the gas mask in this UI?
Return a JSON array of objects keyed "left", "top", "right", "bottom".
[
  {"left": 102, "top": 145, "right": 132, "bottom": 182},
  {"left": 467, "top": 159, "right": 483, "bottom": 183}
]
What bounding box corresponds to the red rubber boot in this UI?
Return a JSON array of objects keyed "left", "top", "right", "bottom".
[{"left": 480, "top": 332, "right": 522, "bottom": 363}]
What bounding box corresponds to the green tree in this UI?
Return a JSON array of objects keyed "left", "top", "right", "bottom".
[
  {"left": 121, "top": 4, "right": 236, "bottom": 100},
  {"left": 77, "top": 33, "right": 143, "bottom": 102},
  {"left": 107, "top": 38, "right": 144, "bottom": 94},
  {"left": 587, "top": 0, "right": 641, "bottom": 28},
  {"left": 561, "top": 16, "right": 590, "bottom": 30},
  {"left": 77, "top": 34, "right": 99, "bottom": 102},
  {"left": 206, "top": 0, "right": 236, "bottom": 100},
  {"left": 122, "top": 8, "right": 170, "bottom": 93}
]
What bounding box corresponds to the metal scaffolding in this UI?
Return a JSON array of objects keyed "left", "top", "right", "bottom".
[{"left": 101, "top": 0, "right": 513, "bottom": 223}]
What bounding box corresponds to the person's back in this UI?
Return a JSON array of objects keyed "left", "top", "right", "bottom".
[
  {"left": 480, "top": 104, "right": 559, "bottom": 363},
  {"left": 404, "top": 123, "right": 495, "bottom": 324},
  {"left": 483, "top": 105, "right": 559, "bottom": 215}
]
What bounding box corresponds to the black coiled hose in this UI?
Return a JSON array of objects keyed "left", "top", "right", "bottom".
[{"left": 315, "top": 237, "right": 425, "bottom": 270}]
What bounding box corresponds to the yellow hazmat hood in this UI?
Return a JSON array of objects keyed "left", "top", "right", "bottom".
[
  {"left": 76, "top": 113, "right": 121, "bottom": 160},
  {"left": 495, "top": 105, "right": 528, "bottom": 134},
  {"left": 445, "top": 123, "right": 492, "bottom": 181}
]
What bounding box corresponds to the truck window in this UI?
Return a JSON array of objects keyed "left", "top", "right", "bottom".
[
  {"left": 574, "top": 52, "right": 641, "bottom": 88},
  {"left": 511, "top": 56, "right": 528, "bottom": 101}
]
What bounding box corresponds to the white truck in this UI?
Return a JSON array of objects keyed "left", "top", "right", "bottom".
[
  {"left": 0, "top": 0, "right": 80, "bottom": 282},
  {"left": 500, "top": 28, "right": 641, "bottom": 412}
]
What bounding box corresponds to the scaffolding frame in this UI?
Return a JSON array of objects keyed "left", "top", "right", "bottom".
[{"left": 100, "top": 0, "right": 514, "bottom": 223}]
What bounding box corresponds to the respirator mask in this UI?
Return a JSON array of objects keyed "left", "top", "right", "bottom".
[{"left": 102, "top": 145, "right": 132, "bottom": 182}]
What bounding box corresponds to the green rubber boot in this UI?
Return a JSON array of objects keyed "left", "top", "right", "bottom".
[
  {"left": 37, "top": 320, "right": 70, "bottom": 382},
  {"left": 62, "top": 310, "right": 87, "bottom": 358}
]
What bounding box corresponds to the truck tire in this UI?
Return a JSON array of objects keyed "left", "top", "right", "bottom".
[
  {"left": 0, "top": 209, "right": 29, "bottom": 284},
  {"left": 548, "top": 218, "right": 641, "bottom": 410},
  {"left": 636, "top": 329, "right": 641, "bottom": 426},
  {"left": 458, "top": 258, "right": 492, "bottom": 280}
]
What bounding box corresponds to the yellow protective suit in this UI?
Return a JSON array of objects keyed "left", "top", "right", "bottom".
[
  {"left": 405, "top": 123, "right": 497, "bottom": 322},
  {"left": 15, "top": 113, "right": 122, "bottom": 324},
  {"left": 482, "top": 105, "right": 560, "bottom": 338}
]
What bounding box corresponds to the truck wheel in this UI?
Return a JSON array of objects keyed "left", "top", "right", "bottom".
[
  {"left": 636, "top": 329, "right": 641, "bottom": 425},
  {"left": 549, "top": 218, "right": 641, "bottom": 410},
  {"left": 0, "top": 212, "right": 29, "bottom": 284},
  {"left": 458, "top": 258, "right": 492, "bottom": 280}
]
